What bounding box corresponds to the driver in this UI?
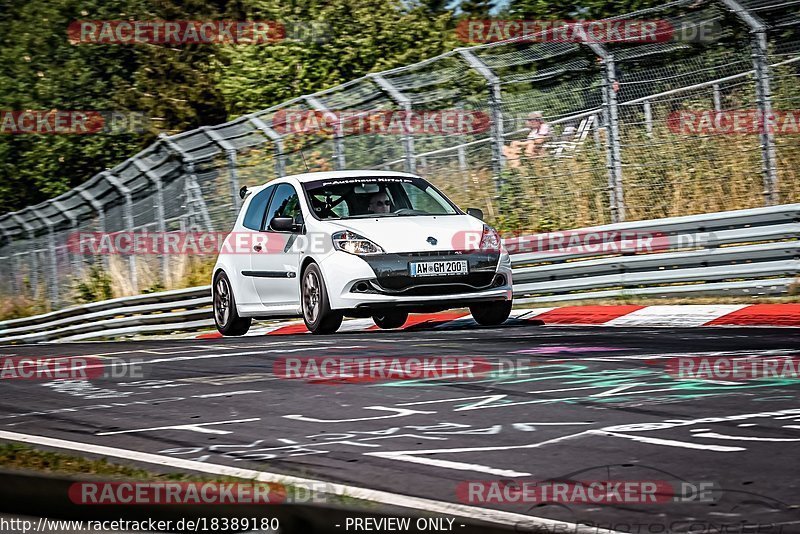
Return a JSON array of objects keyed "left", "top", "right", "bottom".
[{"left": 367, "top": 191, "right": 392, "bottom": 214}]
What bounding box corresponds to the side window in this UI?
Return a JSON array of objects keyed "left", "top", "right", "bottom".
[
  {"left": 242, "top": 186, "right": 275, "bottom": 230},
  {"left": 266, "top": 184, "right": 303, "bottom": 231}
]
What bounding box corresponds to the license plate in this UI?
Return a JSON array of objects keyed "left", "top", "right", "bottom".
[{"left": 409, "top": 260, "right": 469, "bottom": 277}]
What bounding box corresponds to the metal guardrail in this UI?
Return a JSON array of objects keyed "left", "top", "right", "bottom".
[
  {"left": 0, "top": 204, "right": 797, "bottom": 343},
  {"left": 510, "top": 203, "right": 800, "bottom": 303},
  {"left": 0, "top": 286, "right": 212, "bottom": 344}
]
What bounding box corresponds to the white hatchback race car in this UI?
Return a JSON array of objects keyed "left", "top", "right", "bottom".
[{"left": 212, "top": 170, "right": 513, "bottom": 335}]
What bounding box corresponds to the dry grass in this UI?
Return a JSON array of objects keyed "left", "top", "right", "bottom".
[
  {"left": 0, "top": 443, "right": 374, "bottom": 508},
  {"left": 0, "top": 293, "right": 50, "bottom": 322}
]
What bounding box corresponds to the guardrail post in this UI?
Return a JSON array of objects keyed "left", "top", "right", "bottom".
[
  {"left": 249, "top": 117, "right": 286, "bottom": 178},
  {"left": 132, "top": 158, "right": 169, "bottom": 286},
  {"left": 306, "top": 95, "right": 346, "bottom": 170},
  {"left": 103, "top": 172, "right": 139, "bottom": 293},
  {"left": 718, "top": 0, "right": 778, "bottom": 205},
  {"left": 369, "top": 73, "right": 416, "bottom": 174},
  {"left": 457, "top": 48, "right": 504, "bottom": 191}
]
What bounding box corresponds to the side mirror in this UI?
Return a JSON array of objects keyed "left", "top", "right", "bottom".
[
  {"left": 239, "top": 186, "right": 248, "bottom": 199},
  {"left": 270, "top": 216, "right": 294, "bottom": 232},
  {"left": 466, "top": 208, "right": 484, "bottom": 221}
]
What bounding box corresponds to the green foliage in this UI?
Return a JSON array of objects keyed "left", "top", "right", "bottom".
[
  {"left": 506, "top": 0, "right": 663, "bottom": 19},
  {"left": 0, "top": 0, "right": 459, "bottom": 213},
  {"left": 74, "top": 262, "right": 114, "bottom": 303},
  {"left": 216, "top": 0, "right": 457, "bottom": 114},
  {"left": 141, "top": 280, "right": 166, "bottom": 294},
  {"left": 0, "top": 0, "right": 238, "bottom": 213}
]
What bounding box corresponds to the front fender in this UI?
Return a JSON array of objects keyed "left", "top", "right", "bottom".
[{"left": 213, "top": 255, "right": 257, "bottom": 307}]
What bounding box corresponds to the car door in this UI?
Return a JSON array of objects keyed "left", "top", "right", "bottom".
[
  {"left": 250, "top": 183, "right": 304, "bottom": 307},
  {"left": 236, "top": 185, "right": 275, "bottom": 305}
]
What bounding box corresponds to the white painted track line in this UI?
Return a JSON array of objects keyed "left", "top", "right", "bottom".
[{"left": 0, "top": 430, "right": 618, "bottom": 534}]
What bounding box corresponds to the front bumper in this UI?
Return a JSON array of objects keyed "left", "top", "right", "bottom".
[{"left": 321, "top": 249, "right": 513, "bottom": 311}]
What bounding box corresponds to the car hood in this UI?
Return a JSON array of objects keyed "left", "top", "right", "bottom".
[{"left": 329, "top": 215, "right": 485, "bottom": 253}]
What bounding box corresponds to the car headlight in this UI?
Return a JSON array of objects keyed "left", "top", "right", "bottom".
[
  {"left": 480, "top": 224, "right": 501, "bottom": 252},
  {"left": 332, "top": 230, "right": 384, "bottom": 255}
]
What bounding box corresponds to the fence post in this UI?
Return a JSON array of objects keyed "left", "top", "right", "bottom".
[
  {"left": 0, "top": 225, "right": 15, "bottom": 295},
  {"left": 456, "top": 103, "right": 468, "bottom": 172},
  {"left": 583, "top": 41, "right": 625, "bottom": 223},
  {"left": 643, "top": 101, "right": 653, "bottom": 137},
  {"left": 201, "top": 127, "right": 241, "bottom": 211},
  {"left": 132, "top": 158, "right": 169, "bottom": 286},
  {"left": 184, "top": 163, "right": 214, "bottom": 232},
  {"left": 76, "top": 185, "right": 106, "bottom": 286},
  {"left": 369, "top": 73, "right": 416, "bottom": 174},
  {"left": 11, "top": 213, "right": 39, "bottom": 299},
  {"left": 52, "top": 199, "right": 79, "bottom": 283},
  {"left": 457, "top": 48, "right": 504, "bottom": 191},
  {"left": 605, "top": 54, "right": 625, "bottom": 222},
  {"left": 752, "top": 30, "right": 779, "bottom": 205},
  {"left": 306, "top": 95, "right": 346, "bottom": 170},
  {"left": 718, "top": 0, "right": 778, "bottom": 205},
  {"left": 713, "top": 84, "right": 722, "bottom": 111},
  {"left": 31, "top": 207, "right": 59, "bottom": 308},
  {"left": 249, "top": 116, "right": 286, "bottom": 178},
  {"left": 103, "top": 171, "right": 139, "bottom": 293}
]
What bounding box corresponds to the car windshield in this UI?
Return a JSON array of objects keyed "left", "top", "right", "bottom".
[{"left": 302, "top": 176, "right": 459, "bottom": 220}]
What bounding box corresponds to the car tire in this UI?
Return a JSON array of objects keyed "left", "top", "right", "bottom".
[
  {"left": 372, "top": 311, "right": 408, "bottom": 329},
  {"left": 301, "top": 263, "right": 343, "bottom": 335},
  {"left": 214, "top": 272, "right": 251, "bottom": 336},
  {"left": 469, "top": 300, "right": 512, "bottom": 326}
]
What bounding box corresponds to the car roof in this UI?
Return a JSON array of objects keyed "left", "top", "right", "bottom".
[{"left": 242, "top": 170, "right": 422, "bottom": 199}]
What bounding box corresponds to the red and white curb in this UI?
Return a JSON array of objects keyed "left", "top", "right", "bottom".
[{"left": 194, "top": 304, "right": 800, "bottom": 339}]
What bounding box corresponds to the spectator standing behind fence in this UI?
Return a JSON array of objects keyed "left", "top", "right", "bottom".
[{"left": 502, "top": 111, "right": 552, "bottom": 168}]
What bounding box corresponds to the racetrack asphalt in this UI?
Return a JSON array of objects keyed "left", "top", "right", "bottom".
[{"left": 1, "top": 321, "right": 799, "bottom": 533}]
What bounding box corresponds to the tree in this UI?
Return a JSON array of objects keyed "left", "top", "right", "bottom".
[
  {"left": 216, "top": 0, "right": 455, "bottom": 115},
  {"left": 506, "top": 0, "right": 663, "bottom": 20}
]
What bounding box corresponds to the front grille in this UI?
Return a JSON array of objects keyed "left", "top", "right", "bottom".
[
  {"left": 376, "top": 272, "right": 495, "bottom": 292},
  {"left": 358, "top": 250, "right": 500, "bottom": 294}
]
